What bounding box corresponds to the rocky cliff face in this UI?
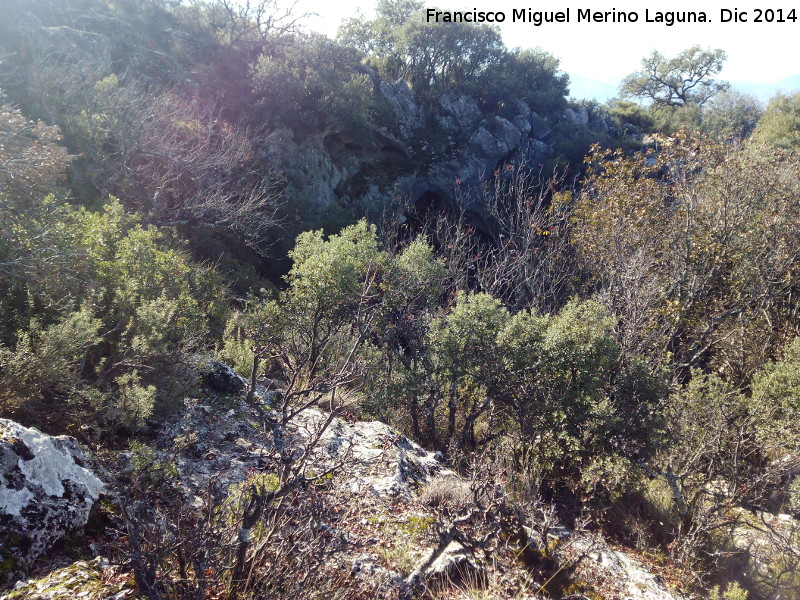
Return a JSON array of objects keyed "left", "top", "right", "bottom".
[
  {"left": 1, "top": 4, "right": 622, "bottom": 248},
  {"left": 263, "top": 80, "right": 618, "bottom": 234}
]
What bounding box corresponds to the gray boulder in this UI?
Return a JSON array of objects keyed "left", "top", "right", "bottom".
[
  {"left": 469, "top": 116, "right": 522, "bottom": 162},
  {"left": 437, "top": 93, "right": 482, "bottom": 133},
  {"left": 564, "top": 106, "right": 590, "bottom": 126},
  {"left": 512, "top": 114, "right": 532, "bottom": 136},
  {"left": 427, "top": 157, "right": 483, "bottom": 193},
  {"left": 566, "top": 533, "right": 685, "bottom": 600},
  {"left": 509, "top": 99, "right": 533, "bottom": 136},
  {"left": 3, "top": 556, "right": 136, "bottom": 599},
  {"left": 511, "top": 98, "right": 531, "bottom": 118},
  {"left": 519, "top": 139, "right": 552, "bottom": 167},
  {"left": 207, "top": 361, "right": 246, "bottom": 394},
  {"left": 425, "top": 541, "right": 483, "bottom": 583},
  {"left": 303, "top": 409, "right": 454, "bottom": 497},
  {"left": 1, "top": 420, "right": 104, "bottom": 582},
  {"left": 530, "top": 112, "right": 552, "bottom": 139},
  {"left": 589, "top": 114, "right": 612, "bottom": 134}
]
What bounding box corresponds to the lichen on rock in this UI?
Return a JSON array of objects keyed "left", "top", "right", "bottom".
[{"left": 1, "top": 420, "right": 104, "bottom": 584}]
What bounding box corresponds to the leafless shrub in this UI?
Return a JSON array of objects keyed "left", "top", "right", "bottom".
[
  {"left": 123, "top": 91, "right": 283, "bottom": 250},
  {"left": 24, "top": 53, "right": 284, "bottom": 252},
  {"left": 476, "top": 162, "right": 579, "bottom": 313},
  {"left": 209, "top": 0, "right": 309, "bottom": 49}
]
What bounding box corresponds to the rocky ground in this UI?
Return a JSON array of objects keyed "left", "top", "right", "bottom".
[{"left": 1, "top": 372, "right": 691, "bottom": 600}]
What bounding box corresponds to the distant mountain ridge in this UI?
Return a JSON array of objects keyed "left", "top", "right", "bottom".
[
  {"left": 567, "top": 73, "right": 618, "bottom": 102},
  {"left": 733, "top": 74, "right": 800, "bottom": 100}
]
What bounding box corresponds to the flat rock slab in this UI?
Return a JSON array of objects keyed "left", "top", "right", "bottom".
[{"left": 567, "top": 535, "right": 686, "bottom": 600}]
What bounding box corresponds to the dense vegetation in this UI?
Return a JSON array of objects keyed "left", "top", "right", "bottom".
[{"left": 1, "top": 0, "right": 800, "bottom": 598}]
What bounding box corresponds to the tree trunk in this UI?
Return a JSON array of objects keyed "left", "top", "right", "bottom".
[{"left": 246, "top": 354, "right": 259, "bottom": 404}]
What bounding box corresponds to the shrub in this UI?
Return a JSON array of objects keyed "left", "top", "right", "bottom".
[
  {"left": 751, "top": 91, "right": 800, "bottom": 150},
  {"left": 419, "top": 477, "right": 475, "bottom": 515},
  {"left": 749, "top": 336, "right": 800, "bottom": 462},
  {"left": 496, "top": 299, "right": 660, "bottom": 499},
  {"left": 114, "top": 371, "right": 157, "bottom": 431},
  {"left": 218, "top": 310, "right": 256, "bottom": 377},
  {"left": 0, "top": 107, "right": 229, "bottom": 436},
  {"left": 0, "top": 307, "right": 100, "bottom": 420},
  {"left": 251, "top": 33, "right": 376, "bottom": 133},
  {"left": 571, "top": 135, "right": 800, "bottom": 383}
]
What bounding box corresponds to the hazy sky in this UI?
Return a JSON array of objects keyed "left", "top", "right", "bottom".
[{"left": 294, "top": 0, "right": 800, "bottom": 86}]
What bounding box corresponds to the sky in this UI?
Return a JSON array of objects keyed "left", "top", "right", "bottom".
[{"left": 292, "top": 0, "right": 800, "bottom": 98}]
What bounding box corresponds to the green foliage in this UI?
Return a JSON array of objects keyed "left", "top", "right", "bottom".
[
  {"left": 608, "top": 89, "right": 762, "bottom": 139},
  {"left": 383, "top": 237, "right": 445, "bottom": 312},
  {"left": 71, "top": 200, "right": 227, "bottom": 369},
  {"left": 606, "top": 99, "right": 655, "bottom": 133},
  {"left": 613, "top": 48, "right": 764, "bottom": 138},
  {"left": 251, "top": 33, "right": 376, "bottom": 133},
  {"left": 429, "top": 291, "right": 509, "bottom": 382},
  {"left": 751, "top": 91, "right": 800, "bottom": 150},
  {"left": 5, "top": 7, "right": 800, "bottom": 596},
  {"left": 666, "top": 371, "right": 746, "bottom": 482},
  {"left": 360, "top": 237, "right": 445, "bottom": 421},
  {"left": 365, "top": 287, "right": 661, "bottom": 496},
  {"left": 749, "top": 337, "right": 800, "bottom": 460},
  {"left": 493, "top": 48, "right": 568, "bottom": 113},
  {"left": 710, "top": 582, "right": 748, "bottom": 600},
  {"left": 338, "top": 0, "right": 421, "bottom": 56},
  {"left": 0, "top": 104, "right": 228, "bottom": 434},
  {"left": 539, "top": 299, "right": 618, "bottom": 407},
  {"left": 338, "top": 0, "right": 566, "bottom": 108},
  {"left": 114, "top": 370, "right": 157, "bottom": 431},
  {"left": 0, "top": 197, "right": 226, "bottom": 431},
  {"left": 392, "top": 17, "right": 506, "bottom": 99},
  {"left": 572, "top": 135, "right": 800, "bottom": 383},
  {"left": 219, "top": 311, "right": 256, "bottom": 377},
  {"left": 383, "top": 290, "right": 510, "bottom": 450},
  {"left": 620, "top": 46, "right": 729, "bottom": 107},
  {"left": 643, "top": 372, "right": 747, "bottom": 570},
  {"left": 648, "top": 102, "right": 704, "bottom": 135},
  {"left": 224, "top": 472, "right": 282, "bottom": 532},
  {"left": 702, "top": 89, "right": 763, "bottom": 140},
  {"left": 0, "top": 101, "right": 80, "bottom": 334},
  {"left": 0, "top": 307, "right": 101, "bottom": 408},
  {"left": 790, "top": 477, "right": 800, "bottom": 514},
  {"left": 128, "top": 440, "right": 179, "bottom": 487},
  {"left": 247, "top": 212, "right": 658, "bottom": 496},
  {"left": 3, "top": 27, "right": 281, "bottom": 251},
  {"left": 286, "top": 220, "right": 384, "bottom": 313},
  {"left": 274, "top": 219, "right": 386, "bottom": 368},
  {"left": 495, "top": 299, "right": 659, "bottom": 497},
  {"left": 240, "top": 220, "right": 390, "bottom": 409}
]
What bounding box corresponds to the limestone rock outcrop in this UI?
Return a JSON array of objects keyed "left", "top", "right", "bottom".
[
  {"left": 260, "top": 84, "right": 620, "bottom": 235},
  {"left": 1, "top": 420, "right": 104, "bottom": 582},
  {"left": 380, "top": 79, "right": 424, "bottom": 138}
]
